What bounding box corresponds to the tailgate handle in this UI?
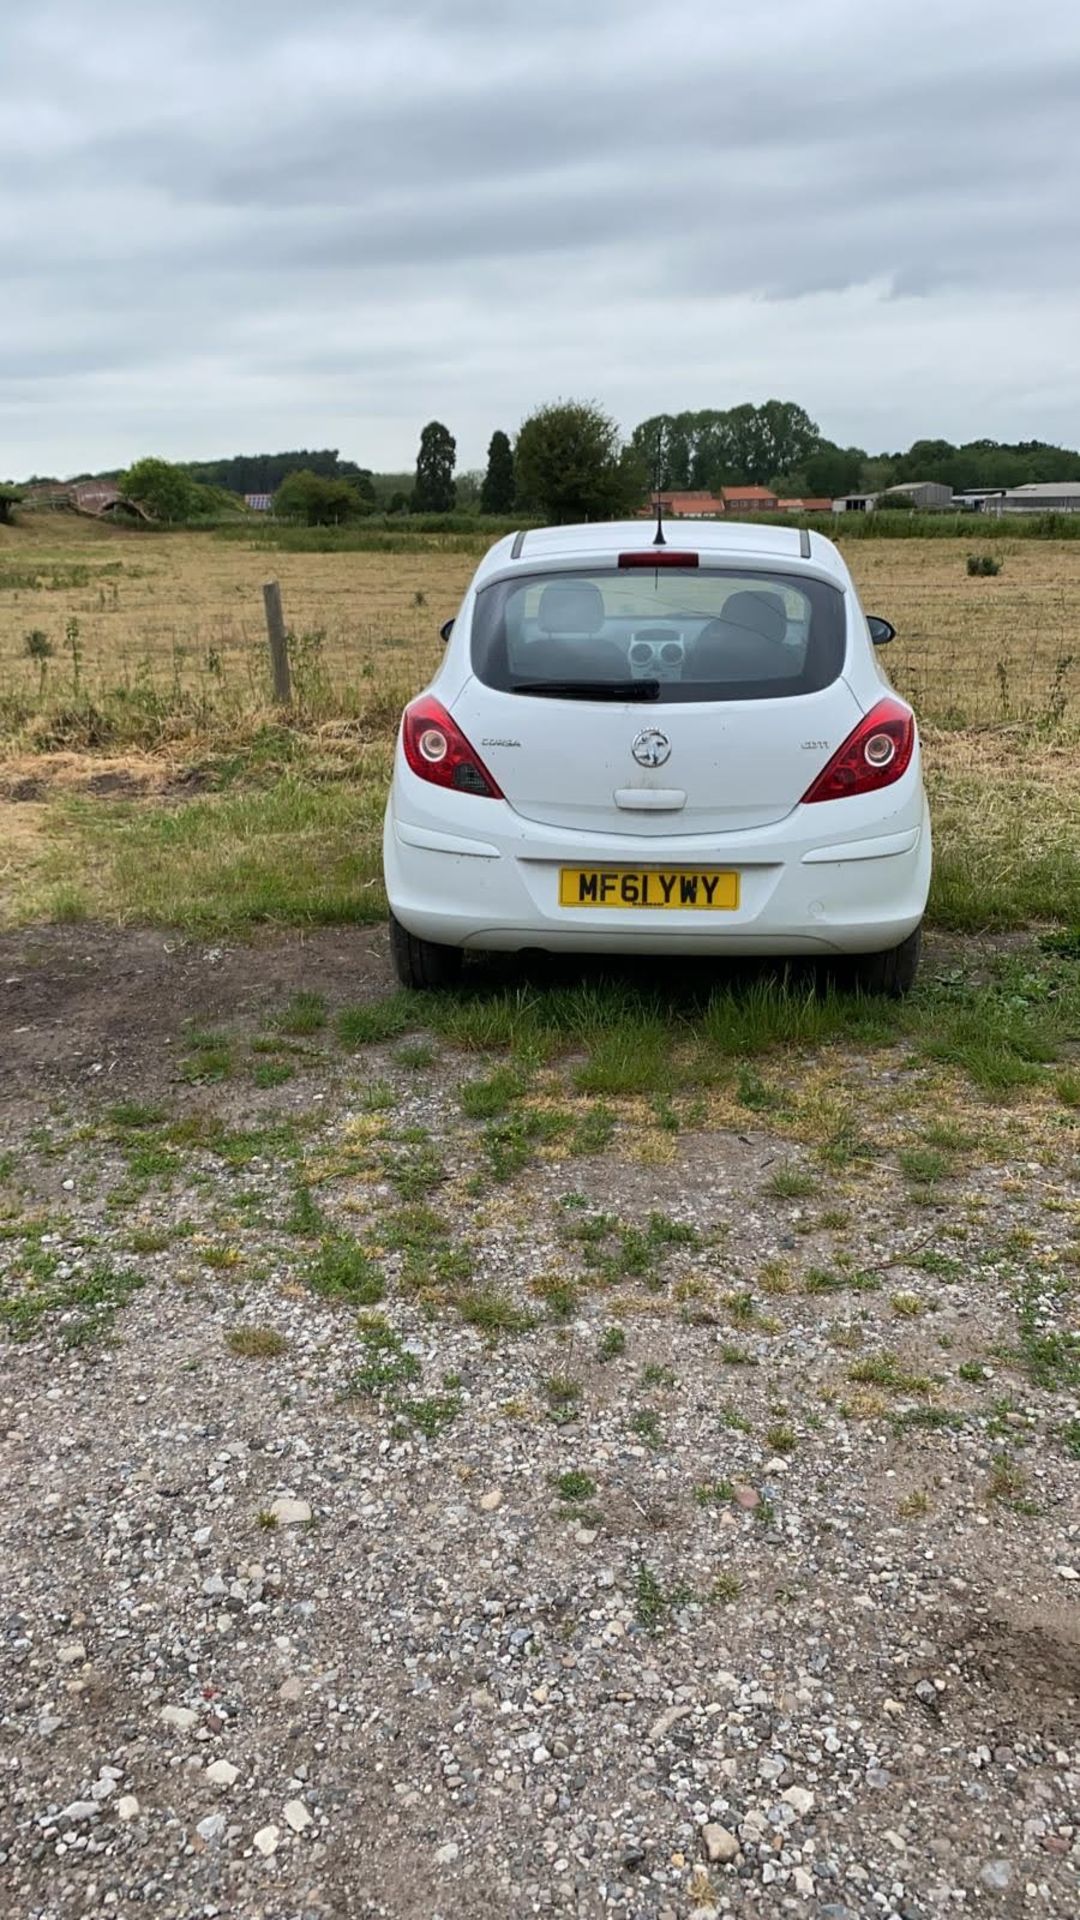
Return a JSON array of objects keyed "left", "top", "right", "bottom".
[{"left": 613, "top": 788, "right": 687, "bottom": 812}]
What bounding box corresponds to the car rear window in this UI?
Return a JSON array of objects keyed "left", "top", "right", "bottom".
[{"left": 470, "top": 567, "right": 847, "bottom": 702}]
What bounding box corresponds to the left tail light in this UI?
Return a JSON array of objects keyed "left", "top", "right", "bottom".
[
  {"left": 801, "top": 697, "right": 915, "bottom": 804},
  {"left": 400, "top": 696, "right": 504, "bottom": 798}
]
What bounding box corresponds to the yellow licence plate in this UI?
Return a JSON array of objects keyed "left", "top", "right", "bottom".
[{"left": 559, "top": 867, "right": 740, "bottom": 911}]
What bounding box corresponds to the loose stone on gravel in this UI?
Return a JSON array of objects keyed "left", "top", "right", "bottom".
[
  {"left": 253, "top": 1824, "right": 280, "bottom": 1857},
  {"left": 701, "top": 1823, "right": 740, "bottom": 1863},
  {"left": 269, "top": 1496, "right": 311, "bottom": 1526},
  {"left": 204, "top": 1759, "right": 239, "bottom": 1787}
]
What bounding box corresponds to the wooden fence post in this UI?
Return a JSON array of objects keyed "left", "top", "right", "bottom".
[{"left": 262, "top": 579, "right": 292, "bottom": 705}]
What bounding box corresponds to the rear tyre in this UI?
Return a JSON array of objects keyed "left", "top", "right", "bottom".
[
  {"left": 848, "top": 922, "right": 922, "bottom": 999},
  {"left": 389, "top": 913, "right": 464, "bottom": 991}
]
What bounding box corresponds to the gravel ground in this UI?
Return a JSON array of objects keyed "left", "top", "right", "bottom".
[{"left": 0, "top": 927, "right": 1077, "bottom": 1920}]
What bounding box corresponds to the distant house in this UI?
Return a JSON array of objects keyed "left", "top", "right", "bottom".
[
  {"left": 640, "top": 490, "right": 726, "bottom": 519},
  {"left": 721, "top": 485, "right": 778, "bottom": 513},
  {"left": 640, "top": 486, "right": 784, "bottom": 518},
  {"left": 244, "top": 493, "right": 274, "bottom": 512},
  {"left": 833, "top": 494, "right": 878, "bottom": 513},
  {"left": 984, "top": 481, "right": 1080, "bottom": 516},
  {"left": 775, "top": 497, "right": 834, "bottom": 514}
]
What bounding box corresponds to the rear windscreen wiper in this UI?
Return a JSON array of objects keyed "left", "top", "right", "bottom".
[{"left": 510, "top": 679, "right": 660, "bottom": 701}]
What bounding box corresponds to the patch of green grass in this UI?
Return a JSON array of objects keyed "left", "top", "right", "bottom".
[
  {"left": 891, "top": 1405, "right": 967, "bottom": 1433},
  {"left": 405, "top": 1391, "right": 461, "bottom": 1438},
  {"left": 765, "top": 1422, "right": 797, "bottom": 1454},
  {"left": 544, "top": 1373, "right": 583, "bottom": 1422},
  {"left": 457, "top": 1289, "right": 535, "bottom": 1335},
  {"left": 848, "top": 1353, "right": 932, "bottom": 1395},
  {"left": 274, "top": 990, "right": 327, "bottom": 1035},
  {"left": 34, "top": 778, "right": 388, "bottom": 935},
  {"left": 382, "top": 1205, "right": 472, "bottom": 1295},
  {"left": 1055, "top": 1071, "right": 1080, "bottom": 1108},
  {"left": 306, "top": 1235, "right": 384, "bottom": 1304},
  {"left": 360, "top": 1079, "right": 396, "bottom": 1112},
  {"left": 597, "top": 1324, "right": 626, "bottom": 1362},
  {"left": 719, "top": 1343, "right": 757, "bottom": 1366},
  {"left": 337, "top": 994, "right": 415, "bottom": 1047},
  {"left": 804, "top": 1266, "right": 871, "bottom": 1296},
  {"left": 350, "top": 1319, "right": 422, "bottom": 1396},
  {"left": 641, "top": 1362, "right": 677, "bottom": 1388},
  {"left": 574, "top": 1018, "right": 680, "bottom": 1097},
  {"left": 202, "top": 1243, "right": 242, "bottom": 1272},
  {"left": 0, "top": 1257, "right": 144, "bottom": 1346},
  {"left": 568, "top": 1102, "right": 617, "bottom": 1155},
  {"left": 629, "top": 1408, "right": 662, "bottom": 1447},
  {"left": 986, "top": 1453, "right": 1031, "bottom": 1507},
  {"left": 1015, "top": 1276, "right": 1080, "bottom": 1390},
  {"left": 1061, "top": 1418, "right": 1080, "bottom": 1460},
  {"left": 899, "top": 1146, "right": 951, "bottom": 1185},
  {"left": 554, "top": 1470, "right": 596, "bottom": 1503},
  {"left": 957, "top": 1359, "right": 988, "bottom": 1383},
  {"left": 124, "top": 1227, "right": 171, "bottom": 1254},
  {"left": 891, "top": 1291, "right": 925, "bottom": 1318},
  {"left": 179, "top": 1029, "right": 233, "bottom": 1084},
  {"left": 395, "top": 1039, "right": 436, "bottom": 1070},
  {"left": 530, "top": 1274, "right": 579, "bottom": 1321},
  {"left": 383, "top": 1143, "right": 446, "bottom": 1201},
  {"left": 694, "top": 1478, "right": 735, "bottom": 1506},
  {"left": 226, "top": 1326, "right": 288, "bottom": 1358},
  {"left": 481, "top": 1108, "right": 568, "bottom": 1182},
  {"left": 711, "top": 1571, "right": 741, "bottom": 1604},
  {"left": 253, "top": 1059, "right": 294, "bottom": 1089},
  {"left": 106, "top": 1100, "right": 168, "bottom": 1132},
  {"left": 633, "top": 1562, "right": 693, "bottom": 1631},
  {"left": 736, "top": 1066, "right": 789, "bottom": 1113},
  {"left": 285, "top": 1183, "right": 325, "bottom": 1237},
  {"left": 460, "top": 1066, "right": 526, "bottom": 1119},
  {"left": 762, "top": 1165, "right": 817, "bottom": 1200}
]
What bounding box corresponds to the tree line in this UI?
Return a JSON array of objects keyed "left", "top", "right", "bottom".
[{"left": 12, "top": 402, "right": 1079, "bottom": 527}]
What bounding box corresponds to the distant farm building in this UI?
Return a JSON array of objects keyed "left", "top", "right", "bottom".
[
  {"left": 984, "top": 481, "right": 1080, "bottom": 515},
  {"left": 244, "top": 493, "right": 274, "bottom": 512},
  {"left": 775, "top": 497, "right": 834, "bottom": 514},
  {"left": 881, "top": 481, "right": 954, "bottom": 511},
  {"left": 833, "top": 482, "right": 954, "bottom": 513}
]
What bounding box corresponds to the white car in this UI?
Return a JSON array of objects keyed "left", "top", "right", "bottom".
[{"left": 383, "top": 519, "right": 931, "bottom": 995}]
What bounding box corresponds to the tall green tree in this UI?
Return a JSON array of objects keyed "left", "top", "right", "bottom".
[
  {"left": 412, "top": 422, "right": 457, "bottom": 513},
  {"left": 514, "top": 401, "right": 645, "bottom": 523},
  {"left": 480, "top": 430, "right": 515, "bottom": 514},
  {"left": 121, "top": 457, "right": 199, "bottom": 522},
  {"left": 274, "top": 470, "right": 371, "bottom": 525}
]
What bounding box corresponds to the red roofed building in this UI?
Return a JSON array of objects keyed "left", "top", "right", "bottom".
[
  {"left": 720, "top": 485, "right": 778, "bottom": 513},
  {"left": 638, "top": 490, "right": 726, "bottom": 519},
  {"left": 776, "top": 497, "right": 835, "bottom": 514}
]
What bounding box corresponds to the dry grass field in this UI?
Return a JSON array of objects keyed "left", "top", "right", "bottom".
[
  {"left": 0, "top": 511, "right": 1078, "bottom": 934},
  {"left": 2, "top": 511, "right": 1079, "bottom": 728}
]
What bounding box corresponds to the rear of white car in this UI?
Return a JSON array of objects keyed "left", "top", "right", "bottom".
[{"left": 383, "top": 521, "right": 931, "bottom": 993}]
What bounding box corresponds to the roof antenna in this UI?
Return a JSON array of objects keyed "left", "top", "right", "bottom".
[{"left": 651, "top": 428, "right": 667, "bottom": 546}]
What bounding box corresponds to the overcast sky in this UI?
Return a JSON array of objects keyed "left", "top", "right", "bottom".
[{"left": 4, "top": 0, "right": 1080, "bottom": 478}]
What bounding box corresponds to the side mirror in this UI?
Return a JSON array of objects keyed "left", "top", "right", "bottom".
[
  {"left": 439, "top": 618, "right": 455, "bottom": 645},
  {"left": 867, "top": 615, "right": 895, "bottom": 647}
]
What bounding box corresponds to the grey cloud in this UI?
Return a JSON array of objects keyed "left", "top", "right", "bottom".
[{"left": 2, "top": 0, "right": 1080, "bottom": 475}]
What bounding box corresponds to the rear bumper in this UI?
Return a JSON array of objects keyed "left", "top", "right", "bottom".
[{"left": 384, "top": 784, "right": 931, "bottom": 958}]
